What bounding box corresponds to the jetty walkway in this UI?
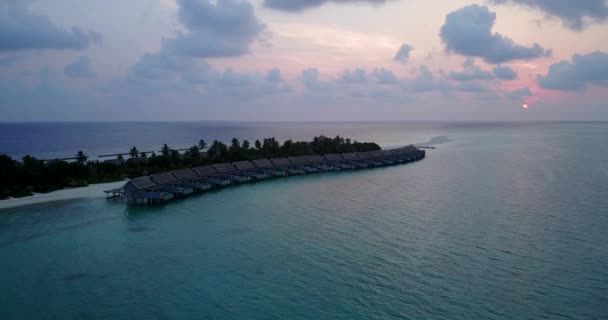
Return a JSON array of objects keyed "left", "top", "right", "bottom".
[{"left": 105, "top": 145, "right": 425, "bottom": 205}]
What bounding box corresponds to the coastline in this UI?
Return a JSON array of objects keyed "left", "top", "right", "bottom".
[{"left": 0, "top": 181, "right": 125, "bottom": 210}]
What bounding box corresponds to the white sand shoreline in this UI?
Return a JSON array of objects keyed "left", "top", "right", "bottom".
[{"left": 0, "top": 181, "right": 126, "bottom": 210}]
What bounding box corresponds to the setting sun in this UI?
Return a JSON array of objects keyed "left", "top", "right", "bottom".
[{"left": 522, "top": 104, "right": 529, "bottom": 109}]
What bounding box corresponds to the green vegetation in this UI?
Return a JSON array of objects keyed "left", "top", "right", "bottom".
[{"left": 0, "top": 136, "right": 380, "bottom": 199}]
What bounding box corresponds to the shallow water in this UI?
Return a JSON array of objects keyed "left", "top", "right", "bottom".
[{"left": 1, "top": 122, "right": 607, "bottom": 319}]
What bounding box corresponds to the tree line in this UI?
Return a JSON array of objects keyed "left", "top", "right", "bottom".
[{"left": 0, "top": 135, "right": 380, "bottom": 199}]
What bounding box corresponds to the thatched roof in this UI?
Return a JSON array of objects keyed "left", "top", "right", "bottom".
[
  {"left": 380, "top": 150, "right": 393, "bottom": 157},
  {"left": 359, "top": 151, "right": 375, "bottom": 159},
  {"left": 341, "top": 152, "right": 359, "bottom": 160},
  {"left": 233, "top": 161, "right": 255, "bottom": 170},
  {"left": 213, "top": 163, "right": 237, "bottom": 173},
  {"left": 151, "top": 172, "right": 178, "bottom": 185},
  {"left": 323, "top": 154, "right": 342, "bottom": 161},
  {"left": 193, "top": 165, "right": 218, "bottom": 176},
  {"left": 130, "top": 176, "right": 157, "bottom": 190},
  {"left": 252, "top": 159, "right": 274, "bottom": 168},
  {"left": 270, "top": 157, "right": 291, "bottom": 166},
  {"left": 289, "top": 156, "right": 309, "bottom": 165},
  {"left": 172, "top": 168, "right": 198, "bottom": 181},
  {"left": 370, "top": 151, "right": 384, "bottom": 158},
  {"left": 306, "top": 155, "right": 324, "bottom": 163}
]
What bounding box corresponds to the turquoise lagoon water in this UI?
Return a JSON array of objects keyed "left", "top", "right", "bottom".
[{"left": 1, "top": 122, "right": 608, "bottom": 319}]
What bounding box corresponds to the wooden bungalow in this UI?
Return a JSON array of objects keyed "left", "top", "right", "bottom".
[
  {"left": 122, "top": 176, "right": 174, "bottom": 205},
  {"left": 356, "top": 151, "right": 383, "bottom": 167},
  {"left": 252, "top": 159, "right": 287, "bottom": 177},
  {"left": 288, "top": 156, "right": 319, "bottom": 173},
  {"left": 322, "top": 154, "right": 352, "bottom": 170},
  {"left": 305, "top": 154, "right": 334, "bottom": 171},
  {"left": 381, "top": 150, "right": 405, "bottom": 163},
  {"left": 270, "top": 157, "right": 304, "bottom": 175},
  {"left": 370, "top": 150, "right": 394, "bottom": 165},
  {"left": 193, "top": 165, "right": 231, "bottom": 187},
  {"left": 341, "top": 152, "right": 368, "bottom": 169},
  {"left": 150, "top": 172, "right": 194, "bottom": 198},
  {"left": 213, "top": 163, "right": 251, "bottom": 183},
  {"left": 233, "top": 161, "right": 270, "bottom": 180},
  {"left": 172, "top": 168, "right": 213, "bottom": 192}
]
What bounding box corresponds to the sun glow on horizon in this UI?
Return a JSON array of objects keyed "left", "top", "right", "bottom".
[{"left": 522, "top": 104, "right": 529, "bottom": 109}]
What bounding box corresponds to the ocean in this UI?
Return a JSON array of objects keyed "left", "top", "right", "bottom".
[{"left": 1, "top": 122, "right": 607, "bottom": 319}]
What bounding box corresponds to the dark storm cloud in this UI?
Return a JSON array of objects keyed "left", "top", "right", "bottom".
[
  {"left": 263, "top": 0, "right": 392, "bottom": 12},
  {"left": 489, "top": 0, "right": 608, "bottom": 31},
  {"left": 440, "top": 4, "right": 551, "bottom": 64},
  {"left": 0, "top": 2, "right": 101, "bottom": 52},
  {"left": 393, "top": 44, "right": 414, "bottom": 64},
  {"left": 538, "top": 51, "right": 608, "bottom": 91}
]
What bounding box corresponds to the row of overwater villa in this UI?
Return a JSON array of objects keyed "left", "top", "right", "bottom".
[{"left": 104, "top": 145, "right": 425, "bottom": 205}]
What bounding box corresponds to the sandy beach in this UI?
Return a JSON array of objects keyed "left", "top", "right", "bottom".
[{"left": 0, "top": 181, "right": 125, "bottom": 210}]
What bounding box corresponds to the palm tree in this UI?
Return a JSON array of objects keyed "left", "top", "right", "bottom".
[
  {"left": 255, "top": 140, "right": 261, "bottom": 150},
  {"left": 76, "top": 151, "right": 88, "bottom": 164},
  {"left": 198, "top": 139, "right": 207, "bottom": 150},
  {"left": 189, "top": 145, "right": 201, "bottom": 159},
  {"left": 230, "top": 138, "right": 240, "bottom": 152},
  {"left": 161, "top": 144, "right": 170, "bottom": 157},
  {"left": 129, "top": 146, "right": 139, "bottom": 158},
  {"left": 242, "top": 140, "right": 250, "bottom": 150}
]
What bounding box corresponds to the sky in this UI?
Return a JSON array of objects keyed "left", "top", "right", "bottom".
[{"left": 0, "top": 0, "right": 607, "bottom": 121}]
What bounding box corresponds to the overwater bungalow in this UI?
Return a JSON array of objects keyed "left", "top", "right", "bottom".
[
  {"left": 193, "top": 165, "right": 232, "bottom": 187},
  {"left": 270, "top": 157, "right": 304, "bottom": 175},
  {"left": 288, "top": 156, "right": 319, "bottom": 173},
  {"left": 233, "top": 161, "right": 270, "bottom": 180},
  {"left": 213, "top": 163, "right": 251, "bottom": 183},
  {"left": 305, "top": 154, "right": 334, "bottom": 171},
  {"left": 370, "top": 150, "right": 394, "bottom": 165},
  {"left": 341, "top": 152, "right": 368, "bottom": 169},
  {"left": 356, "top": 151, "right": 383, "bottom": 167},
  {"left": 252, "top": 159, "right": 287, "bottom": 177},
  {"left": 109, "top": 146, "right": 426, "bottom": 206},
  {"left": 172, "top": 168, "right": 213, "bottom": 192},
  {"left": 150, "top": 172, "right": 194, "bottom": 198},
  {"left": 380, "top": 150, "right": 404, "bottom": 163},
  {"left": 322, "top": 153, "right": 352, "bottom": 170},
  {"left": 122, "top": 176, "right": 174, "bottom": 205}
]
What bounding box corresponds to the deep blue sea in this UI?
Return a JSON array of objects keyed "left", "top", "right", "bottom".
[{"left": 1, "top": 122, "right": 608, "bottom": 320}]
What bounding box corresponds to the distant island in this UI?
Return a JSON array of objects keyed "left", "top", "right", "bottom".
[{"left": 0, "top": 136, "right": 380, "bottom": 200}]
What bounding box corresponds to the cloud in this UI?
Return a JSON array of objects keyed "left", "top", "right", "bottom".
[
  {"left": 263, "top": 0, "right": 392, "bottom": 12},
  {"left": 0, "top": 2, "right": 101, "bottom": 52},
  {"left": 492, "top": 65, "right": 517, "bottom": 80},
  {"left": 130, "top": 0, "right": 265, "bottom": 86},
  {"left": 440, "top": 4, "right": 551, "bottom": 64},
  {"left": 537, "top": 51, "right": 608, "bottom": 91},
  {"left": 393, "top": 44, "right": 414, "bottom": 64},
  {"left": 506, "top": 87, "right": 533, "bottom": 100},
  {"left": 403, "top": 66, "right": 453, "bottom": 92},
  {"left": 301, "top": 68, "right": 334, "bottom": 91},
  {"left": 64, "top": 56, "right": 96, "bottom": 78},
  {"left": 447, "top": 59, "right": 494, "bottom": 81},
  {"left": 371, "top": 68, "right": 398, "bottom": 84},
  {"left": 339, "top": 68, "right": 368, "bottom": 84},
  {"left": 167, "top": 0, "right": 264, "bottom": 58},
  {"left": 489, "top": 0, "right": 608, "bottom": 31}
]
